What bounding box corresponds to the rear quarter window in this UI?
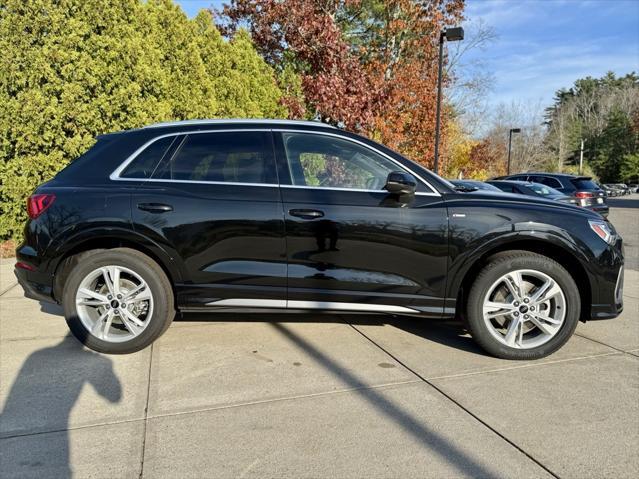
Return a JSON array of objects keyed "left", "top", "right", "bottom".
[
  {"left": 120, "top": 136, "right": 178, "bottom": 179},
  {"left": 570, "top": 178, "right": 599, "bottom": 190}
]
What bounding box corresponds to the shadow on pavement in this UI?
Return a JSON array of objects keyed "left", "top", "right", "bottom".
[
  {"left": 36, "top": 304, "right": 491, "bottom": 357},
  {"left": 270, "top": 321, "right": 500, "bottom": 477},
  {"left": 177, "top": 311, "right": 485, "bottom": 356},
  {"left": 0, "top": 335, "right": 122, "bottom": 478}
]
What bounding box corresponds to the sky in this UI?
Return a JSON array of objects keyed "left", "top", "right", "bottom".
[{"left": 175, "top": 0, "right": 639, "bottom": 108}]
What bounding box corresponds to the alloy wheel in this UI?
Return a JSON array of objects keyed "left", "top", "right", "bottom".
[
  {"left": 482, "top": 269, "right": 566, "bottom": 349},
  {"left": 75, "top": 265, "right": 153, "bottom": 343}
]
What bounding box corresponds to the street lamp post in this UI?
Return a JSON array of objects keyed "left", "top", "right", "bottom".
[
  {"left": 507, "top": 128, "right": 521, "bottom": 175},
  {"left": 579, "top": 138, "right": 586, "bottom": 175},
  {"left": 433, "top": 26, "right": 464, "bottom": 175}
]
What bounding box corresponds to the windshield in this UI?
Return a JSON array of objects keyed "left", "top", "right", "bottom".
[{"left": 474, "top": 182, "right": 501, "bottom": 191}]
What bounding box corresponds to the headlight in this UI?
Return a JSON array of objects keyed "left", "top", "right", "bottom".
[{"left": 588, "top": 220, "right": 615, "bottom": 244}]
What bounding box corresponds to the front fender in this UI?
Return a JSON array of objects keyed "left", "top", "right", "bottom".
[{"left": 446, "top": 222, "right": 597, "bottom": 302}]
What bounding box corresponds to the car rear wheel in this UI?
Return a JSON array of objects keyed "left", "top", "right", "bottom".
[
  {"left": 466, "top": 251, "right": 580, "bottom": 360},
  {"left": 63, "top": 248, "right": 174, "bottom": 354}
]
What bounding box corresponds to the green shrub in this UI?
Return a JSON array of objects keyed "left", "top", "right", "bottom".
[{"left": 0, "top": 0, "right": 287, "bottom": 240}]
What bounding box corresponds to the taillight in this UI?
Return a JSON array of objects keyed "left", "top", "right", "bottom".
[
  {"left": 27, "top": 194, "right": 55, "bottom": 219},
  {"left": 575, "top": 191, "right": 594, "bottom": 199},
  {"left": 15, "top": 261, "right": 35, "bottom": 271}
]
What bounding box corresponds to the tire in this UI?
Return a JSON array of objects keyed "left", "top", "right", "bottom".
[
  {"left": 62, "top": 248, "right": 174, "bottom": 354},
  {"left": 466, "top": 250, "right": 580, "bottom": 360}
]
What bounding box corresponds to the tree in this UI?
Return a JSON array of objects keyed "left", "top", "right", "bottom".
[
  {"left": 218, "top": 0, "right": 465, "bottom": 166},
  {"left": 620, "top": 154, "right": 639, "bottom": 183},
  {"left": 0, "top": 0, "right": 286, "bottom": 239},
  {"left": 544, "top": 72, "right": 639, "bottom": 179}
]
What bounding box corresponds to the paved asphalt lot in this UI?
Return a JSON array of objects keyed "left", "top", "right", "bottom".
[{"left": 1, "top": 196, "right": 637, "bottom": 478}]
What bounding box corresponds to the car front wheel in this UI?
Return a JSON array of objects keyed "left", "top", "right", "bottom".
[
  {"left": 466, "top": 251, "right": 580, "bottom": 360},
  {"left": 62, "top": 248, "right": 174, "bottom": 354}
]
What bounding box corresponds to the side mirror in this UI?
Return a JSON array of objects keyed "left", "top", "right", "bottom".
[{"left": 384, "top": 171, "right": 417, "bottom": 196}]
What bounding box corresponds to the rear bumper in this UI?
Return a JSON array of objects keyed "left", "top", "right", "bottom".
[
  {"left": 588, "top": 204, "right": 609, "bottom": 217},
  {"left": 14, "top": 266, "right": 56, "bottom": 304}
]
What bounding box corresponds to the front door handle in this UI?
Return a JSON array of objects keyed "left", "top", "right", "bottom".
[
  {"left": 138, "top": 203, "right": 173, "bottom": 213},
  {"left": 289, "top": 208, "right": 324, "bottom": 220}
]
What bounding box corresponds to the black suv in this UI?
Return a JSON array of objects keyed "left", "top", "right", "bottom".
[
  {"left": 15, "top": 120, "right": 624, "bottom": 359},
  {"left": 496, "top": 173, "right": 608, "bottom": 217}
]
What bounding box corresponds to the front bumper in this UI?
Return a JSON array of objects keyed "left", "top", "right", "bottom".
[{"left": 587, "top": 244, "right": 624, "bottom": 320}]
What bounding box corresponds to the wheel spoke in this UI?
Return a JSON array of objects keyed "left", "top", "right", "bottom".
[
  {"left": 91, "top": 310, "right": 113, "bottom": 340},
  {"left": 125, "top": 284, "right": 151, "bottom": 302},
  {"left": 533, "top": 312, "right": 562, "bottom": 325},
  {"left": 529, "top": 315, "right": 558, "bottom": 336},
  {"left": 483, "top": 301, "right": 514, "bottom": 319},
  {"left": 504, "top": 317, "right": 522, "bottom": 347},
  {"left": 77, "top": 288, "right": 109, "bottom": 306},
  {"left": 101, "top": 267, "right": 116, "bottom": 296},
  {"left": 123, "top": 283, "right": 144, "bottom": 300},
  {"left": 504, "top": 271, "right": 524, "bottom": 301},
  {"left": 119, "top": 308, "right": 145, "bottom": 336},
  {"left": 530, "top": 279, "right": 561, "bottom": 304}
]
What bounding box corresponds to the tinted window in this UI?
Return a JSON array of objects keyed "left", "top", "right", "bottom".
[
  {"left": 530, "top": 176, "right": 562, "bottom": 188},
  {"left": 475, "top": 182, "right": 502, "bottom": 192},
  {"left": 282, "top": 133, "right": 403, "bottom": 190},
  {"left": 528, "top": 183, "right": 560, "bottom": 196},
  {"left": 121, "top": 136, "right": 177, "bottom": 179},
  {"left": 153, "top": 132, "right": 276, "bottom": 184},
  {"left": 490, "top": 183, "right": 514, "bottom": 193},
  {"left": 510, "top": 175, "right": 528, "bottom": 181},
  {"left": 571, "top": 178, "right": 599, "bottom": 190}
]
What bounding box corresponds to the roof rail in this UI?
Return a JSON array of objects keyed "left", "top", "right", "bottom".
[{"left": 142, "top": 118, "right": 336, "bottom": 129}]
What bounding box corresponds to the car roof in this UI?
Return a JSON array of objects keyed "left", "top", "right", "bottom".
[
  {"left": 516, "top": 172, "right": 592, "bottom": 180},
  {"left": 487, "top": 180, "right": 534, "bottom": 185},
  {"left": 140, "top": 118, "right": 337, "bottom": 130}
]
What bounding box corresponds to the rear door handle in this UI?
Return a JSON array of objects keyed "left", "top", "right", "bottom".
[
  {"left": 289, "top": 208, "right": 324, "bottom": 220},
  {"left": 137, "top": 203, "right": 173, "bottom": 213}
]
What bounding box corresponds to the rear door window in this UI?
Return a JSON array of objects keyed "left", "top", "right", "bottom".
[{"left": 153, "top": 131, "right": 277, "bottom": 184}]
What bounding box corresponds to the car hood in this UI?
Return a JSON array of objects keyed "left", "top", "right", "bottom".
[{"left": 449, "top": 190, "right": 601, "bottom": 219}]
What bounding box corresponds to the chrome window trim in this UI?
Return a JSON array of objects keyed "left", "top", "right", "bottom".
[
  {"left": 279, "top": 184, "right": 436, "bottom": 196},
  {"left": 110, "top": 128, "right": 273, "bottom": 182},
  {"left": 109, "top": 127, "right": 441, "bottom": 196},
  {"left": 276, "top": 129, "right": 439, "bottom": 196}
]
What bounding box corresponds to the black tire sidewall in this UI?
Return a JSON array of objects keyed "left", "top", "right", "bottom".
[
  {"left": 467, "top": 252, "right": 580, "bottom": 360},
  {"left": 63, "top": 249, "right": 174, "bottom": 354}
]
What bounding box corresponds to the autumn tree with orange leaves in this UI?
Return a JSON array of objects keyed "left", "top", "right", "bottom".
[{"left": 217, "top": 0, "right": 465, "bottom": 168}]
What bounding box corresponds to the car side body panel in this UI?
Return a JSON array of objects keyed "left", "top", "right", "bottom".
[{"left": 14, "top": 121, "right": 623, "bottom": 324}]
